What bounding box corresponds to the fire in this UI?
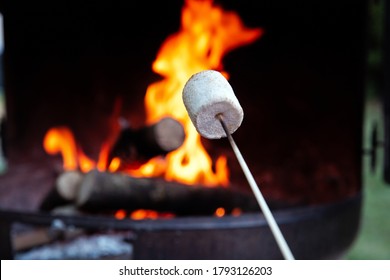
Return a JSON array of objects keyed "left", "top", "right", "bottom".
[
  {"left": 43, "top": 0, "right": 263, "bottom": 187},
  {"left": 43, "top": 127, "right": 78, "bottom": 170},
  {"left": 114, "top": 209, "right": 175, "bottom": 220},
  {"left": 43, "top": 126, "right": 120, "bottom": 173},
  {"left": 128, "top": 0, "right": 263, "bottom": 186},
  {"left": 130, "top": 210, "right": 175, "bottom": 220}
]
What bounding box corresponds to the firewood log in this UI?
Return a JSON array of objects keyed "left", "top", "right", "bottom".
[
  {"left": 108, "top": 117, "right": 185, "bottom": 167},
  {"left": 40, "top": 171, "right": 84, "bottom": 211},
  {"left": 76, "top": 170, "right": 260, "bottom": 216}
]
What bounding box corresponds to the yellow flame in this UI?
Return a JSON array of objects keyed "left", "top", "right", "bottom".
[
  {"left": 129, "top": 0, "right": 263, "bottom": 186},
  {"left": 42, "top": 0, "right": 263, "bottom": 189}
]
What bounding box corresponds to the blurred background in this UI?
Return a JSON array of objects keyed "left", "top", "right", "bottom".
[{"left": 346, "top": 0, "right": 390, "bottom": 260}]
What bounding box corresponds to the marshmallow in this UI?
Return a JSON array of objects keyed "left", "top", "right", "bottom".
[{"left": 182, "top": 70, "right": 244, "bottom": 139}]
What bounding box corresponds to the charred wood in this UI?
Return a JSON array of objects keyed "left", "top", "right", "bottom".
[
  {"left": 76, "top": 170, "right": 260, "bottom": 216},
  {"left": 109, "top": 117, "right": 185, "bottom": 167}
]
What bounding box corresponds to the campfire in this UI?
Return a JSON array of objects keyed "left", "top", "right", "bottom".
[
  {"left": 0, "top": 0, "right": 365, "bottom": 260},
  {"left": 40, "top": 0, "right": 264, "bottom": 219}
]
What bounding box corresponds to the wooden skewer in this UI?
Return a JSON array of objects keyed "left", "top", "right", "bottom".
[{"left": 217, "top": 114, "right": 295, "bottom": 260}]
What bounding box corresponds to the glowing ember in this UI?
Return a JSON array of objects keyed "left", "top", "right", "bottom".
[
  {"left": 128, "top": 0, "right": 263, "bottom": 186},
  {"left": 115, "top": 209, "right": 127, "bottom": 220},
  {"left": 214, "top": 207, "right": 226, "bottom": 217},
  {"left": 130, "top": 209, "right": 175, "bottom": 220},
  {"left": 231, "top": 208, "right": 242, "bottom": 217}
]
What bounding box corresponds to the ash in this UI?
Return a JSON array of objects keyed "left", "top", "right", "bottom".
[{"left": 15, "top": 234, "right": 133, "bottom": 260}]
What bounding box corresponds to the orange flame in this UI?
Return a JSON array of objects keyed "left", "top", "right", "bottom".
[
  {"left": 128, "top": 0, "right": 263, "bottom": 186},
  {"left": 43, "top": 127, "right": 120, "bottom": 173},
  {"left": 43, "top": 127, "right": 78, "bottom": 170},
  {"left": 42, "top": 0, "right": 263, "bottom": 188}
]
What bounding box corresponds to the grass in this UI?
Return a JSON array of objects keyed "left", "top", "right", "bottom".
[
  {"left": 346, "top": 181, "right": 390, "bottom": 259},
  {"left": 345, "top": 99, "right": 390, "bottom": 260}
]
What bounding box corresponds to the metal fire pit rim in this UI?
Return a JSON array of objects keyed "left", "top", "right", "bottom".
[
  {"left": 0, "top": 193, "right": 361, "bottom": 232},
  {"left": 132, "top": 193, "right": 361, "bottom": 231}
]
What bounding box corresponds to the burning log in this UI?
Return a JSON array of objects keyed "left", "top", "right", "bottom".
[
  {"left": 40, "top": 171, "right": 83, "bottom": 211},
  {"left": 109, "top": 117, "right": 185, "bottom": 167},
  {"left": 76, "top": 170, "right": 260, "bottom": 216}
]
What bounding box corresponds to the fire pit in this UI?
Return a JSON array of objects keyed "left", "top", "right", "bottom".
[
  {"left": 0, "top": 194, "right": 361, "bottom": 259},
  {"left": 0, "top": 0, "right": 366, "bottom": 259}
]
